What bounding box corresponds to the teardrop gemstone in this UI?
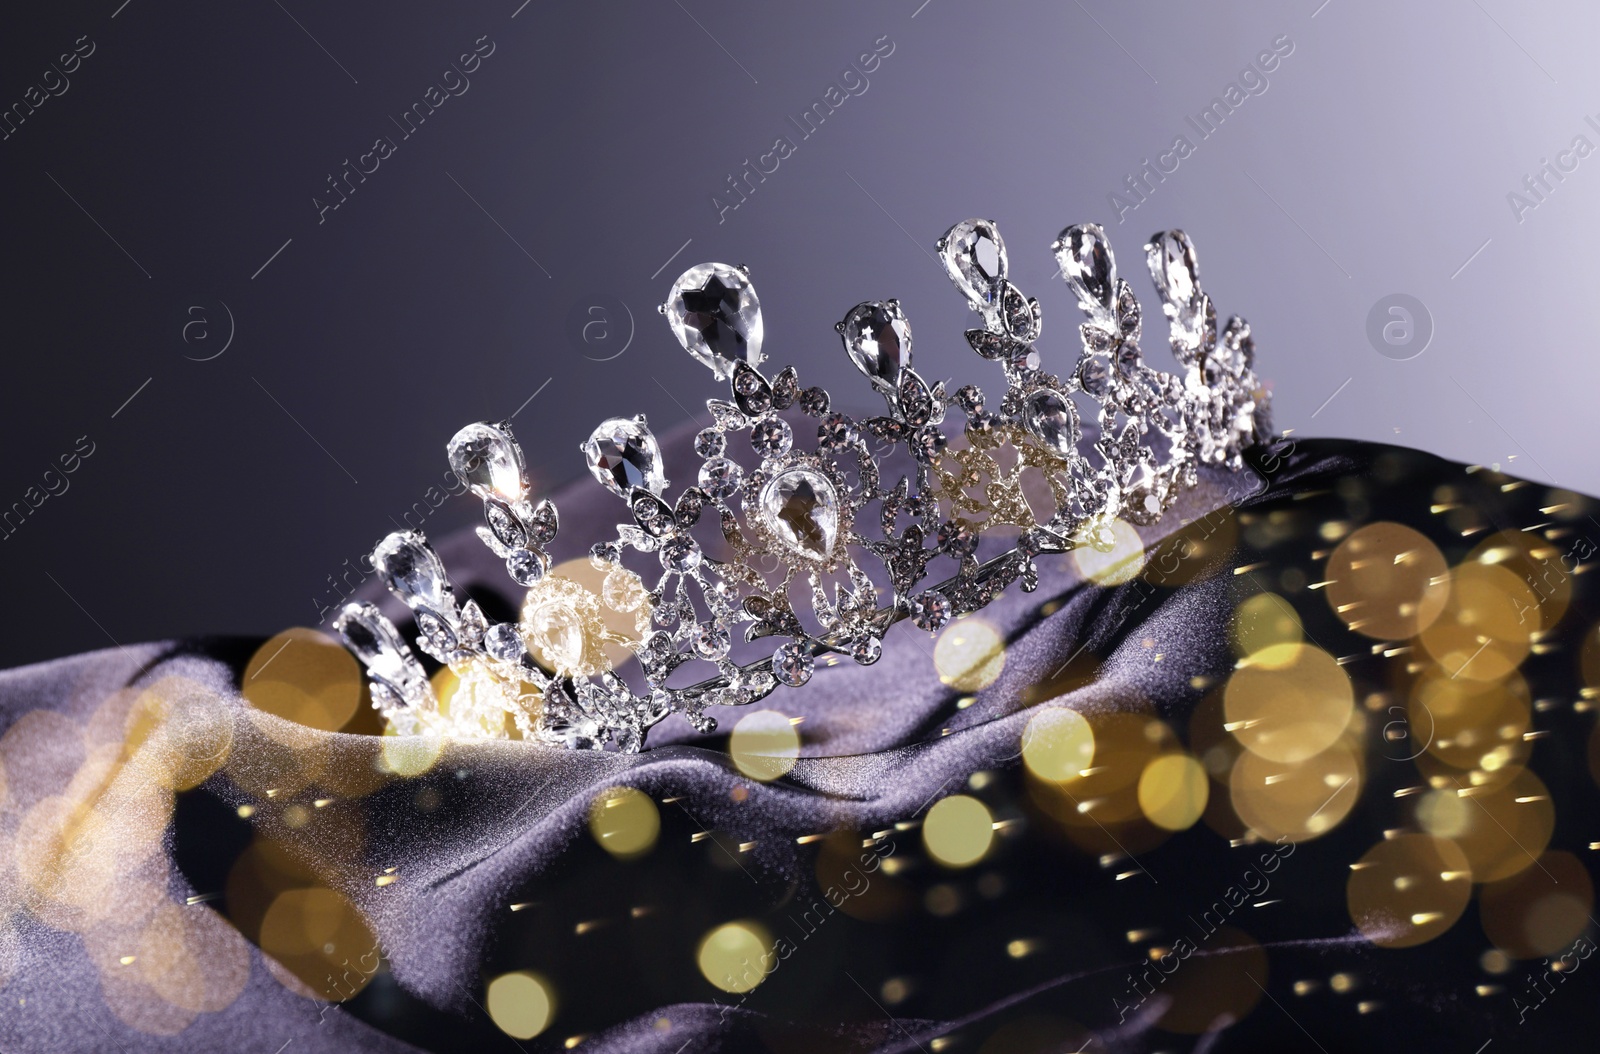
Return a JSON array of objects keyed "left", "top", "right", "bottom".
[
  {"left": 839, "top": 300, "right": 912, "bottom": 392},
  {"left": 663, "top": 262, "right": 764, "bottom": 380},
  {"left": 938, "top": 219, "right": 1007, "bottom": 309},
  {"left": 582, "top": 416, "right": 666, "bottom": 496},
  {"left": 760, "top": 467, "right": 840, "bottom": 560},
  {"left": 1023, "top": 388, "right": 1081, "bottom": 458},
  {"left": 447, "top": 421, "right": 525, "bottom": 502},
  {"left": 1052, "top": 223, "right": 1117, "bottom": 322}
]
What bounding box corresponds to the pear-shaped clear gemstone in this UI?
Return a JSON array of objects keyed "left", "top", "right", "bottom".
[
  {"left": 938, "top": 219, "right": 1007, "bottom": 309},
  {"left": 761, "top": 467, "right": 839, "bottom": 560},
  {"left": 1145, "top": 230, "right": 1200, "bottom": 312},
  {"left": 839, "top": 300, "right": 912, "bottom": 391},
  {"left": 1052, "top": 223, "right": 1117, "bottom": 323},
  {"left": 373, "top": 531, "right": 453, "bottom": 612},
  {"left": 525, "top": 601, "right": 586, "bottom": 673},
  {"left": 663, "top": 262, "right": 764, "bottom": 380},
  {"left": 447, "top": 422, "right": 524, "bottom": 502},
  {"left": 1023, "top": 388, "right": 1081, "bottom": 457},
  {"left": 582, "top": 416, "right": 666, "bottom": 496}
]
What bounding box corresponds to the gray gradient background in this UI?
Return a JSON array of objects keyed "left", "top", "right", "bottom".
[{"left": 1, "top": 0, "right": 1594, "bottom": 668}]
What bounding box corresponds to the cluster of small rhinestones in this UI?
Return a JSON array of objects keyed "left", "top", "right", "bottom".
[{"left": 335, "top": 220, "right": 1270, "bottom": 751}]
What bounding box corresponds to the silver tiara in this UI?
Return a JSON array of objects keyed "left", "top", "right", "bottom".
[{"left": 333, "top": 220, "right": 1270, "bottom": 751}]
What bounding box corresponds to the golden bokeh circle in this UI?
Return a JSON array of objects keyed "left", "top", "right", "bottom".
[
  {"left": 486, "top": 970, "right": 556, "bottom": 1039},
  {"left": 242, "top": 628, "right": 363, "bottom": 732},
  {"left": 923, "top": 795, "right": 995, "bottom": 869},
  {"left": 697, "top": 920, "right": 773, "bottom": 994},
  {"left": 1411, "top": 670, "right": 1531, "bottom": 779},
  {"left": 1347, "top": 833, "right": 1473, "bottom": 948},
  {"left": 1324, "top": 522, "right": 1449, "bottom": 640},
  {"left": 587, "top": 786, "right": 660, "bottom": 860},
  {"left": 1469, "top": 530, "right": 1570, "bottom": 633},
  {"left": 1229, "top": 741, "right": 1361, "bottom": 843},
  {"left": 934, "top": 618, "right": 1006, "bottom": 692},
  {"left": 1137, "top": 754, "right": 1209, "bottom": 832},
  {"left": 1072, "top": 518, "right": 1145, "bottom": 586},
  {"left": 1225, "top": 643, "right": 1354, "bottom": 763},
  {"left": 1020, "top": 708, "right": 1095, "bottom": 783},
  {"left": 1446, "top": 768, "right": 1555, "bottom": 884},
  {"left": 1418, "top": 563, "right": 1539, "bottom": 682},
  {"left": 1480, "top": 851, "right": 1594, "bottom": 959},
  {"left": 729, "top": 710, "right": 801, "bottom": 782},
  {"left": 1230, "top": 592, "right": 1303, "bottom": 661}
]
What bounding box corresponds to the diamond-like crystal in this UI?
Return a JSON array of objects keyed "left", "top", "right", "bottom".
[
  {"left": 506, "top": 547, "right": 549, "bottom": 586},
  {"left": 910, "top": 591, "right": 952, "bottom": 631},
  {"left": 939, "top": 219, "right": 1007, "bottom": 309},
  {"left": 773, "top": 640, "right": 814, "bottom": 686},
  {"left": 447, "top": 422, "right": 524, "bottom": 502},
  {"left": 693, "top": 622, "right": 731, "bottom": 660},
  {"left": 698, "top": 457, "right": 742, "bottom": 498},
  {"left": 582, "top": 416, "right": 665, "bottom": 496},
  {"left": 750, "top": 416, "right": 793, "bottom": 458},
  {"left": 694, "top": 428, "right": 726, "bottom": 458},
  {"left": 1023, "top": 388, "right": 1081, "bottom": 457},
  {"left": 1052, "top": 223, "right": 1117, "bottom": 323},
  {"left": 484, "top": 622, "right": 526, "bottom": 662},
  {"left": 663, "top": 262, "right": 764, "bottom": 380},
  {"left": 373, "top": 532, "right": 452, "bottom": 612},
  {"left": 761, "top": 467, "right": 840, "bottom": 560},
  {"left": 839, "top": 301, "right": 912, "bottom": 392},
  {"left": 659, "top": 536, "right": 702, "bottom": 573}
]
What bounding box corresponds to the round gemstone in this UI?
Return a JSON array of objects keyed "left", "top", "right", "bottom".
[
  {"left": 698, "top": 457, "right": 743, "bottom": 498},
  {"left": 583, "top": 416, "right": 666, "bottom": 496},
  {"left": 760, "top": 467, "right": 840, "bottom": 560},
  {"left": 694, "top": 428, "right": 726, "bottom": 458},
  {"left": 772, "top": 641, "right": 814, "bottom": 686},
  {"left": 817, "top": 413, "right": 856, "bottom": 451},
  {"left": 910, "top": 591, "right": 953, "bottom": 631},
  {"left": 663, "top": 262, "right": 764, "bottom": 380},
  {"left": 506, "top": 547, "right": 549, "bottom": 586},
  {"left": 851, "top": 636, "right": 882, "bottom": 666},
  {"left": 447, "top": 422, "right": 524, "bottom": 502},
  {"left": 798, "top": 386, "right": 830, "bottom": 416},
  {"left": 693, "top": 622, "right": 731, "bottom": 660},
  {"left": 659, "top": 536, "right": 702, "bottom": 573},
  {"left": 839, "top": 301, "right": 912, "bottom": 391},
  {"left": 750, "top": 416, "right": 793, "bottom": 458},
  {"left": 484, "top": 622, "right": 526, "bottom": 662}
]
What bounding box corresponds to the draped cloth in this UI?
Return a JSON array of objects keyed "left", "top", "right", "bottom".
[{"left": 1, "top": 435, "right": 1594, "bottom": 1052}]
